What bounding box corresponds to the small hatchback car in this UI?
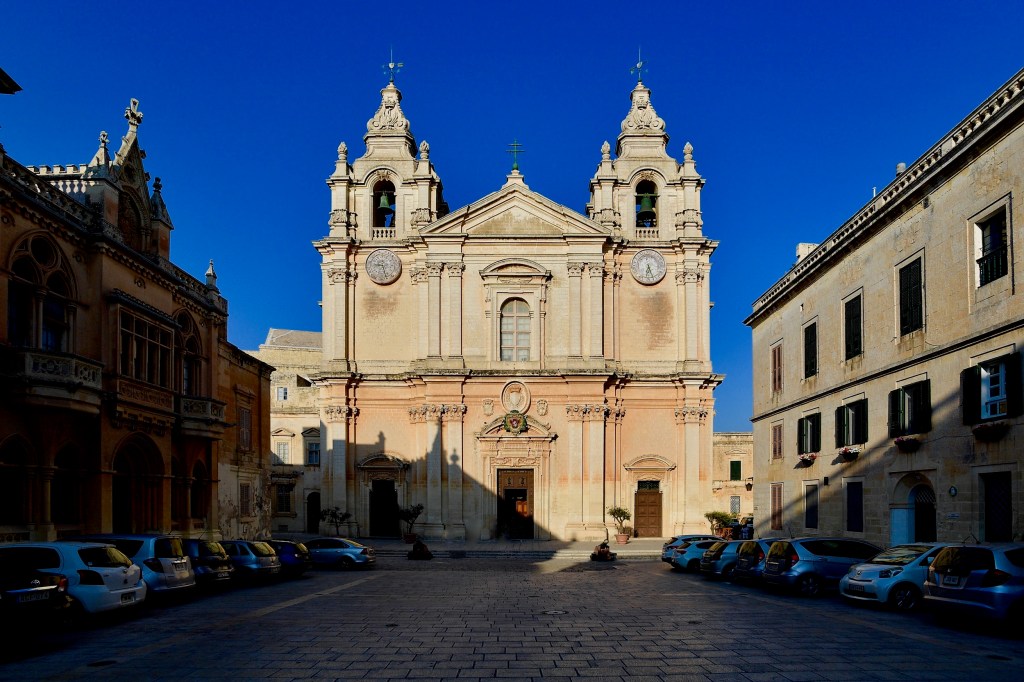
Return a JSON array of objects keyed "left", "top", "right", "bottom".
[
  {"left": 840, "top": 542, "right": 949, "bottom": 610},
  {"left": 661, "top": 535, "right": 720, "bottom": 563},
  {"left": 304, "top": 537, "right": 377, "bottom": 569},
  {"left": 0, "top": 556, "right": 69, "bottom": 624},
  {"left": 732, "top": 538, "right": 781, "bottom": 584},
  {"left": 220, "top": 540, "right": 281, "bottom": 579},
  {"left": 669, "top": 540, "right": 721, "bottom": 572},
  {"left": 699, "top": 540, "right": 745, "bottom": 579},
  {"left": 181, "top": 539, "right": 235, "bottom": 586},
  {"left": 924, "top": 543, "right": 1024, "bottom": 620},
  {"left": 267, "top": 540, "right": 313, "bottom": 578},
  {"left": 763, "top": 537, "right": 881, "bottom": 597},
  {"left": 1, "top": 542, "right": 145, "bottom": 614},
  {"left": 76, "top": 534, "right": 196, "bottom": 595}
]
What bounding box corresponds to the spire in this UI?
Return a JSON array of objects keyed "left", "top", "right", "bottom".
[
  {"left": 205, "top": 259, "right": 219, "bottom": 292},
  {"left": 367, "top": 82, "right": 410, "bottom": 133},
  {"left": 84, "top": 131, "right": 111, "bottom": 178},
  {"left": 620, "top": 82, "right": 665, "bottom": 133},
  {"left": 149, "top": 176, "right": 173, "bottom": 226}
]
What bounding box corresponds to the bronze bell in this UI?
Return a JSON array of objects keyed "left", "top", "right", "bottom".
[
  {"left": 636, "top": 194, "right": 656, "bottom": 224},
  {"left": 378, "top": 192, "right": 394, "bottom": 213}
]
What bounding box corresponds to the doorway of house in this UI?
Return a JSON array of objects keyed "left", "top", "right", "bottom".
[
  {"left": 497, "top": 469, "right": 534, "bottom": 539},
  {"left": 370, "top": 479, "right": 399, "bottom": 537},
  {"left": 910, "top": 484, "right": 936, "bottom": 542},
  {"left": 306, "top": 492, "right": 321, "bottom": 534},
  {"left": 634, "top": 482, "right": 662, "bottom": 537}
]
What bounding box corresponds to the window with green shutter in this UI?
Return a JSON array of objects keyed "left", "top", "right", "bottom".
[
  {"left": 729, "top": 461, "right": 742, "bottom": 481},
  {"left": 888, "top": 381, "right": 932, "bottom": 436},
  {"left": 844, "top": 295, "right": 862, "bottom": 360},
  {"left": 899, "top": 259, "right": 923, "bottom": 335}
]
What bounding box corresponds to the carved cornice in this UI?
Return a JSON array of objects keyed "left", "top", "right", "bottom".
[
  {"left": 674, "top": 406, "right": 708, "bottom": 424},
  {"left": 324, "top": 405, "right": 358, "bottom": 422},
  {"left": 588, "top": 264, "right": 605, "bottom": 278},
  {"left": 567, "top": 262, "right": 585, "bottom": 277},
  {"left": 565, "top": 403, "right": 611, "bottom": 422},
  {"left": 426, "top": 262, "right": 444, "bottom": 277},
  {"left": 442, "top": 403, "right": 467, "bottom": 422},
  {"left": 445, "top": 262, "right": 466, "bottom": 276},
  {"left": 677, "top": 268, "right": 704, "bottom": 284},
  {"left": 410, "top": 266, "right": 427, "bottom": 284}
]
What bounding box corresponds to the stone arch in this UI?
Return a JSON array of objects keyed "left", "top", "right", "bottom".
[
  {"left": 889, "top": 472, "right": 937, "bottom": 545},
  {"left": 6, "top": 232, "right": 78, "bottom": 350},
  {"left": 356, "top": 452, "right": 408, "bottom": 538},
  {"left": 111, "top": 433, "right": 165, "bottom": 533},
  {"left": 174, "top": 309, "right": 204, "bottom": 396}
]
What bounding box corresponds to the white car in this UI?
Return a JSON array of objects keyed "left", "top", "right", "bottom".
[
  {"left": 0, "top": 542, "right": 146, "bottom": 614},
  {"left": 840, "top": 542, "right": 950, "bottom": 611}
]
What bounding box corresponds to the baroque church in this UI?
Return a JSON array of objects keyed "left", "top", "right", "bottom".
[{"left": 257, "top": 74, "right": 721, "bottom": 542}]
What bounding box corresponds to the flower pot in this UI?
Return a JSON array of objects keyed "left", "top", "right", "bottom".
[
  {"left": 894, "top": 438, "right": 920, "bottom": 453},
  {"left": 972, "top": 422, "right": 1009, "bottom": 443},
  {"left": 614, "top": 533, "right": 630, "bottom": 545}
]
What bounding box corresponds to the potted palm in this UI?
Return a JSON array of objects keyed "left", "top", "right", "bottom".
[
  {"left": 607, "top": 506, "right": 632, "bottom": 544},
  {"left": 397, "top": 503, "right": 424, "bottom": 543}
]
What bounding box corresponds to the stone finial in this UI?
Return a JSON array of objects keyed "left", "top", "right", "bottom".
[
  {"left": 419, "top": 140, "right": 430, "bottom": 160},
  {"left": 367, "top": 82, "right": 409, "bottom": 132},
  {"left": 205, "top": 259, "right": 219, "bottom": 291},
  {"left": 601, "top": 141, "right": 611, "bottom": 161},
  {"left": 149, "top": 177, "right": 172, "bottom": 224},
  {"left": 337, "top": 141, "right": 348, "bottom": 162},
  {"left": 683, "top": 141, "right": 693, "bottom": 161},
  {"left": 86, "top": 131, "right": 111, "bottom": 174},
  {"left": 124, "top": 98, "right": 143, "bottom": 130},
  {"left": 620, "top": 83, "right": 665, "bottom": 133}
]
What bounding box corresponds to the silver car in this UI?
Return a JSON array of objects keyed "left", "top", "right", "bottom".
[
  {"left": 840, "top": 543, "right": 949, "bottom": 610},
  {"left": 924, "top": 543, "right": 1024, "bottom": 620},
  {"left": 76, "top": 534, "right": 196, "bottom": 594}
]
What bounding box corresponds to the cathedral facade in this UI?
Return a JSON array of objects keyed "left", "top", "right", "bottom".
[{"left": 262, "top": 77, "right": 721, "bottom": 541}]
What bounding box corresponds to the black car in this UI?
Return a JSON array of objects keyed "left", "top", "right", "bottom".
[
  {"left": 0, "top": 567, "right": 70, "bottom": 625},
  {"left": 267, "top": 540, "right": 312, "bottom": 578},
  {"left": 181, "top": 539, "right": 235, "bottom": 586}
]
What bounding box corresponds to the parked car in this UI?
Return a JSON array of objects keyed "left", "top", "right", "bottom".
[
  {"left": 840, "top": 542, "right": 950, "bottom": 611},
  {"left": 220, "top": 540, "right": 281, "bottom": 579},
  {"left": 669, "top": 540, "right": 721, "bottom": 572},
  {"left": 74, "top": 534, "right": 195, "bottom": 595},
  {"left": 732, "top": 538, "right": 782, "bottom": 584},
  {"left": 699, "top": 540, "right": 745, "bottom": 579},
  {"left": 304, "top": 537, "right": 377, "bottom": 569},
  {"left": 661, "top": 535, "right": 720, "bottom": 563},
  {"left": 267, "top": 540, "right": 312, "bottom": 578},
  {"left": 924, "top": 543, "right": 1024, "bottom": 620},
  {"left": 0, "top": 542, "right": 145, "bottom": 614},
  {"left": 0, "top": 555, "right": 70, "bottom": 624},
  {"left": 763, "top": 537, "right": 882, "bottom": 597},
  {"left": 181, "top": 539, "right": 235, "bottom": 586}
]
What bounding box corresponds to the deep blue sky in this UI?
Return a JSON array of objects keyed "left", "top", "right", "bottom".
[{"left": 3, "top": 2, "right": 1022, "bottom": 431}]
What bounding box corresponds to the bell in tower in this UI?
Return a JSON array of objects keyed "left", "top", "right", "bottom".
[{"left": 373, "top": 181, "right": 396, "bottom": 228}]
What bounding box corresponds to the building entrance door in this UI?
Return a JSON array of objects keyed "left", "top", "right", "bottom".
[
  {"left": 306, "top": 492, "right": 321, "bottom": 534},
  {"left": 634, "top": 486, "right": 662, "bottom": 537},
  {"left": 497, "top": 469, "right": 534, "bottom": 539},
  {"left": 370, "top": 479, "right": 399, "bottom": 537}
]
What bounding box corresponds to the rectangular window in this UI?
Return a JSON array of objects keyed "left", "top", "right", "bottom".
[
  {"left": 803, "top": 323, "right": 818, "bottom": 379},
  {"left": 239, "top": 482, "right": 253, "bottom": 518},
  {"left": 770, "top": 483, "right": 783, "bottom": 530},
  {"left": 275, "top": 485, "right": 292, "bottom": 514},
  {"left": 804, "top": 484, "right": 819, "bottom": 529},
  {"left": 835, "top": 399, "right": 869, "bottom": 447},
  {"left": 961, "top": 353, "right": 1022, "bottom": 425},
  {"left": 771, "top": 343, "right": 783, "bottom": 392},
  {"left": 730, "top": 496, "right": 741, "bottom": 515},
  {"left": 729, "top": 461, "right": 742, "bottom": 481},
  {"left": 306, "top": 441, "right": 321, "bottom": 466},
  {"left": 771, "top": 423, "right": 784, "bottom": 460},
  {"left": 797, "top": 413, "right": 821, "bottom": 454},
  {"left": 275, "top": 442, "right": 290, "bottom": 465},
  {"left": 844, "top": 295, "right": 862, "bottom": 360},
  {"left": 238, "top": 407, "right": 252, "bottom": 451},
  {"left": 119, "top": 310, "right": 172, "bottom": 387},
  {"left": 846, "top": 481, "right": 864, "bottom": 533},
  {"left": 276, "top": 386, "right": 288, "bottom": 401},
  {"left": 888, "top": 380, "right": 932, "bottom": 436},
  {"left": 899, "top": 259, "right": 923, "bottom": 335},
  {"left": 977, "top": 210, "right": 1009, "bottom": 287}
]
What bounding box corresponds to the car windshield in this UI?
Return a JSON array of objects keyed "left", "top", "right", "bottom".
[
  {"left": 108, "top": 539, "right": 144, "bottom": 557},
  {"left": 767, "top": 542, "right": 791, "bottom": 559},
  {"left": 198, "top": 542, "right": 226, "bottom": 557},
  {"left": 868, "top": 544, "right": 934, "bottom": 566},
  {"left": 154, "top": 538, "right": 184, "bottom": 558},
  {"left": 250, "top": 542, "right": 276, "bottom": 557},
  {"left": 293, "top": 543, "right": 308, "bottom": 553},
  {"left": 79, "top": 546, "right": 132, "bottom": 568}
]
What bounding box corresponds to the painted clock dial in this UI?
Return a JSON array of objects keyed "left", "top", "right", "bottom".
[
  {"left": 365, "top": 249, "right": 402, "bottom": 285},
  {"left": 630, "top": 249, "right": 667, "bottom": 285}
]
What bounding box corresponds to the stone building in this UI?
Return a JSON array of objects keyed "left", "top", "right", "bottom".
[
  {"left": 0, "top": 98, "right": 272, "bottom": 542},
  {"left": 255, "top": 75, "right": 722, "bottom": 542},
  {"left": 746, "top": 68, "right": 1024, "bottom": 546},
  {"left": 711, "top": 432, "right": 753, "bottom": 521}
]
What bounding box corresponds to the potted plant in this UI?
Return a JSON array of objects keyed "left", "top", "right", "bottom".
[
  {"left": 972, "top": 421, "right": 1009, "bottom": 443},
  {"left": 838, "top": 446, "right": 860, "bottom": 461},
  {"left": 607, "top": 506, "right": 632, "bottom": 544},
  {"left": 797, "top": 452, "right": 818, "bottom": 464},
  {"left": 704, "top": 510, "right": 736, "bottom": 538},
  {"left": 397, "top": 503, "right": 424, "bottom": 543},
  {"left": 320, "top": 506, "right": 352, "bottom": 536},
  {"left": 894, "top": 436, "right": 920, "bottom": 453}
]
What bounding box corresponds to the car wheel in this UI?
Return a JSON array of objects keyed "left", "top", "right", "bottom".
[
  {"left": 339, "top": 556, "right": 355, "bottom": 569},
  {"left": 721, "top": 564, "right": 735, "bottom": 579},
  {"left": 796, "top": 574, "right": 821, "bottom": 598},
  {"left": 687, "top": 559, "right": 700, "bottom": 572},
  {"left": 888, "top": 583, "right": 921, "bottom": 611}
]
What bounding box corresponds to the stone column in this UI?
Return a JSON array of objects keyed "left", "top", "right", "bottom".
[
  {"left": 701, "top": 265, "right": 711, "bottom": 367},
  {"left": 323, "top": 266, "right": 347, "bottom": 362},
  {"left": 422, "top": 404, "right": 444, "bottom": 534},
  {"left": 588, "top": 264, "right": 604, "bottom": 359},
  {"left": 567, "top": 263, "right": 584, "bottom": 358},
  {"left": 208, "top": 440, "right": 221, "bottom": 539},
  {"left": 412, "top": 267, "right": 428, "bottom": 359},
  {"left": 684, "top": 268, "right": 702, "bottom": 363},
  {"left": 322, "top": 405, "right": 356, "bottom": 529},
  {"left": 443, "top": 404, "right": 467, "bottom": 540},
  {"left": 564, "top": 404, "right": 587, "bottom": 535},
  {"left": 447, "top": 263, "right": 465, "bottom": 359},
  {"left": 427, "top": 263, "right": 443, "bottom": 358},
  {"left": 675, "top": 405, "right": 707, "bottom": 533},
  {"left": 585, "top": 403, "right": 609, "bottom": 534}
]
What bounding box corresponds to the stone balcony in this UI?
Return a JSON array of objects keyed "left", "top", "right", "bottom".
[
  {"left": 177, "top": 395, "right": 227, "bottom": 438},
  {"left": 1, "top": 348, "right": 103, "bottom": 411}
]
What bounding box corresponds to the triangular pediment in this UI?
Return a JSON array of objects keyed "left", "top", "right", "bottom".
[{"left": 420, "top": 182, "right": 609, "bottom": 238}]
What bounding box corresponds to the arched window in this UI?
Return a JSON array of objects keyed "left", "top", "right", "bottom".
[
  {"left": 635, "top": 179, "right": 658, "bottom": 228},
  {"left": 175, "top": 311, "right": 202, "bottom": 396},
  {"left": 372, "top": 180, "right": 396, "bottom": 228},
  {"left": 500, "top": 298, "right": 530, "bottom": 361},
  {"left": 6, "top": 235, "right": 75, "bottom": 352}
]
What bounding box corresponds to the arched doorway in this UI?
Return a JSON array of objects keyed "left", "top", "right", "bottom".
[
  {"left": 306, "top": 492, "right": 321, "bottom": 534},
  {"left": 111, "top": 435, "right": 164, "bottom": 533},
  {"left": 911, "top": 484, "right": 937, "bottom": 542},
  {"left": 889, "top": 472, "right": 936, "bottom": 545}
]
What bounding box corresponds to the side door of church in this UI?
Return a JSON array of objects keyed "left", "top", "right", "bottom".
[{"left": 634, "top": 484, "right": 662, "bottom": 537}]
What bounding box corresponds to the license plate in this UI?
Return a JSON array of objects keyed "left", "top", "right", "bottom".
[
  {"left": 942, "top": 574, "right": 960, "bottom": 586},
  {"left": 121, "top": 592, "right": 136, "bottom": 604},
  {"left": 175, "top": 566, "right": 189, "bottom": 575},
  {"left": 217, "top": 571, "right": 229, "bottom": 578},
  {"left": 847, "top": 583, "right": 865, "bottom": 592},
  {"left": 18, "top": 591, "right": 49, "bottom": 603}
]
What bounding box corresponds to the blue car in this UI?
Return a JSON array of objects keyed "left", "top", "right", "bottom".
[
  {"left": 267, "top": 540, "right": 312, "bottom": 577},
  {"left": 304, "top": 538, "right": 376, "bottom": 569},
  {"left": 763, "top": 537, "right": 881, "bottom": 597}
]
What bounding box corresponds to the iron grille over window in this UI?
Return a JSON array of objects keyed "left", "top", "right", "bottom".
[
  {"left": 978, "top": 210, "right": 1009, "bottom": 287},
  {"left": 637, "top": 480, "right": 660, "bottom": 491}
]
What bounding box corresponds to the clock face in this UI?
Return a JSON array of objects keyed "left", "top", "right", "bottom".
[
  {"left": 365, "top": 249, "right": 402, "bottom": 285},
  {"left": 630, "top": 249, "right": 667, "bottom": 285}
]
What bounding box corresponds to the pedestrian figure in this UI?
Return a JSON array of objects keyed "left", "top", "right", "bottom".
[
  {"left": 407, "top": 538, "right": 433, "bottom": 560},
  {"left": 590, "top": 540, "right": 616, "bottom": 561}
]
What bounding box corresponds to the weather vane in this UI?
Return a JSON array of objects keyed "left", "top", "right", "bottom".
[
  {"left": 506, "top": 139, "right": 525, "bottom": 171},
  {"left": 630, "top": 47, "right": 647, "bottom": 83},
  {"left": 383, "top": 47, "right": 404, "bottom": 84}
]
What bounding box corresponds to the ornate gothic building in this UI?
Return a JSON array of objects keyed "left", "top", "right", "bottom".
[{"left": 258, "top": 76, "right": 721, "bottom": 541}]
